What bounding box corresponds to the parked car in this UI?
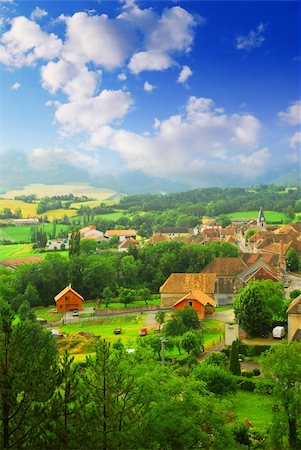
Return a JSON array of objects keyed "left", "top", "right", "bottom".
[
  {"left": 72, "top": 310, "right": 79, "bottom": 317},
  {"left": 114, "top": 328, "right": 122, "bottom": 334},
  {"left": 140, "top": 327, "right": 148, "bottom": 336},
  {"left": 272, "top": 326, "right": 286, "bottom": 339}
]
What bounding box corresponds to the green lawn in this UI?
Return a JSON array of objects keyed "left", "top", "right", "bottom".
[
  {"left": 225, "top": 210, "right": 285, "bottom": 223},
  {"left": 0, "top": 224, "right": 69, "bottom": 243},
  {"left": 0, "top": 244, "right": 46, "bottom": 260},
  {"left": 59, "top": 315, "right": 145, "bottom": 346},
  {"left": 98, "top": 298, "right": 160, "bottom": 309},
  {"left": 203, "top": 318, "right": 224, "bottom": 349},
  {"left": 230, "top": 391, "right": 274, "bottom": 429}
]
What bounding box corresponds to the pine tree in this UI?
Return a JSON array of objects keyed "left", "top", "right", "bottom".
[{"left": 229, "top": 340, "right": 241, "bottom": 376}]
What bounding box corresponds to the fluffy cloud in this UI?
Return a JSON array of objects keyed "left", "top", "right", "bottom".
[
  {"left": 236, "top": 23, "right": 266, "bottom": 51},
  {"left": 177, "top": 65, "right": 192, "bottom": 84},
  {"left": 289, "top": 131, "right": 301, "bottom": 149},
  {"left": 54, "top": 89, "right": 133, "bottom": 134},
  {"left": 118, "top": 73, "right": 127, "bottom": 81},
  {"left": 143, "top": 81, "right": 155, "bottom": 92},
  {"left": 30, "top": 7, "right": 48, "bottom": 21},
  {"left": 11, "top": 81, "right": 20, "bottom": 90},
  {"left": 90, "top": 96, "right": 266, "bottom": 185},
  {"left": 40, "top": 60, "right": 100, "bottom": 100},
  {"left": 128, "top": 6, "right": 197, "bottom": 74},
  {"left": 61, "top": 12, "right": 137, "bottom": 70},
  {"left": 278, "top": 101, "right": 301, "bottom": 126},
  {"left": 0, "top": 16, "right": 62, "bottom": 67}
]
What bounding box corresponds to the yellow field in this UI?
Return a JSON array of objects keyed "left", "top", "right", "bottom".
[
  {"left": 42, "top": 209, "right": 77, "bottom": 220},
  {"left": 1, "top": 183, "right": 116, "bottom": 200},
  {"left": 0, "top": 199, "right": 36, "bottom": 216},
  {"left": 71, "top": 200, "right": 101, "bottom": 209}
]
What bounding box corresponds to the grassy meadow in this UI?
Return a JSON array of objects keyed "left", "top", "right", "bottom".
[
  {"left": 225, "top": 210, "right": 285, "bottom": 222},
  {"left": 0, "top": 244, "right": 45, "bottom": 260},
  {"left": 230, "top": 391, "right": 273, "bottom": 429},
  {"left": 0, "top": 223, "right": 69, "bottom": 243}
]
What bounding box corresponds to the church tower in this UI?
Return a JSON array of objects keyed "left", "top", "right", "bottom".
[{"left": 257, "top": 207, "right": 266, "bottom": 229}]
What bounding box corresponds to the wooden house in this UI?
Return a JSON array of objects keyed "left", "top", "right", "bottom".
[
  {"left": 54, "top": 284, "right": 84, "bottom": 312},
  {"left": 173, "top": 290, "right": 216, "bottom": 319},
  {"left": 287, "top": 294, "right": 301, "bottom": 341}
]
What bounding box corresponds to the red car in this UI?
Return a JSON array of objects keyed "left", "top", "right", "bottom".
[{"left": 140, "top": 327, "right": 147, "bottom": 336}]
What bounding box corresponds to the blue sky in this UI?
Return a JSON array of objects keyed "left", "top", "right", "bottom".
[{"left": 0, "top": 0, "right": 300, "bottom": 192}]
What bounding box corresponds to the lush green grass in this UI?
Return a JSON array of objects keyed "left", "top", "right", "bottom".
[
  {"left": 216, "top": 305, "right": 233, "bottom": 312},
  {"left": 0, "top": 224, "right": 69, "bottom": 243},
  {"left": 230, "top": 391, "right": 274, "bottom": 429},
  {"left": 0, "top": 244, "right": 45, "bottom": 260},
  {"left": 59, "top": 315, "right": 146, "bottom": 346},
  {"left": 225, "top": 210, "right": 285, "bottom": 222},
  {"left": 98, "top": 298, "right": 161, "bottom": 309},
  {"left": 203, "top": 318, "right": 224, "bottom": 349}
]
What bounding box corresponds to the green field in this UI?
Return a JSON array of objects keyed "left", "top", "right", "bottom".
[
  {"left": 0, "top": 244, "right": 45, "bottom": 260},
  {"left": 225, "top": 210, "right": 285, "bottom": 222},
  {"left": 230, "top": 391, "right": 273, "bottom": 429},
  {"left": 203, "top": 318, "right": 224, "bottom": 349},
  {"left": 0, "top": 224, "right": 69, "bottom": 243}
]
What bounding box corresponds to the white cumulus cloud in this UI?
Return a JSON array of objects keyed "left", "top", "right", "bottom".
[
  {"left": 236, "top": 23, "right": 266, "bottom": 51},
  {"left": 177, "top": 65, "right": 192, "bottom": 84},
  {"left": 0, "top": 16, "right": 62, "bottom": 67},
  {"left": 54, "top": 89, "right": 133, "bottom": 134},
  {"left": 11, "top": 81, "right": 20, "bottom": 90},
  {"left": 278, "top": 101, "right": 301, "bottom": 126},
  {"left": 30, "top": 7, "right": 48, "bottom": 21},
  {"left": 90, "top": 96, "right": 265, "bottom": 185},
  {"left": 143, "top": 81, "right": 155, "bottom": 92}
]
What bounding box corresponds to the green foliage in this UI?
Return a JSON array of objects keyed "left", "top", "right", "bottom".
[
  {"left": 193, "top": 364, "right": 237, "bottom": 395},
  {"left": 290, "top": 289, "right": 301, "bottom": 300},
  {"left": 68, "top": 228, "right": 81, "bottom": 258},
  {"left": 164, "top": 306, "right": 202, "bottom": 336},
  {"left": 181, "top": 330, "right": 201, "bottom": 355},
  {"left": 155, "top": 310, "right": 166, "bottom": 331},
  {"left": 18, "top": 299, "right": 35, "bottom": 321},
  {"left": 80, "top": 238, "right": 98, "bottom": 255},
  {"left": 118, "top": 287, "right": 137, "bottom": 307},
  {"left": 285, "top": 248, "right": 300, "bottom": 272},
  {"left": 232, "top": 422, "right": 251, "bottom": 447},
  {"left": 203, "top": 351, "right": 229, "bottom": 369},
  {"left": 229, "top": 340, "right": 241, "bottom": 376},
  {"left": 245, "top": 228, "right": 257, "bottom": 242},
  {"left": 102, "top": 286, "right": 113, "bottom": 308},
  {"left": 233, "top": 281, "right": 278, "bottom": 337},
  {"left": 262, "top": 342, "right": 301, "bottom": 449}
]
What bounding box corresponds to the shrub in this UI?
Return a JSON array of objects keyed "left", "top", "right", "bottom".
[
  {"left": 203, "top": 352, "right": 229, "bottom": 368},
  {"left": 253, "top": 368, "right": 261, "bottom": 376},
  {"left": 241, "top": 370, "right": 253, "bottom": 378},
  {"left": 194, "top": 364, "right": 237, "bottom": 395},
  {"left": 221, "top": 345, "right": 230, "bottom": 357},
  {"left": 237, "top": 377, "right": 256, "bottom": 391}
]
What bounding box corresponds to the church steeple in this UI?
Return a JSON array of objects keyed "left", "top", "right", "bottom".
[{"left": 257, "top": 207, "right": 266, "bottom": 229}]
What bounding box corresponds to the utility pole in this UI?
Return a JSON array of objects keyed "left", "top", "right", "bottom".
[{"left": 160, "top": 337, "right": 167, "bottom": 367}]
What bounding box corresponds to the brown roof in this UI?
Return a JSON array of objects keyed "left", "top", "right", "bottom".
[
  {"left": 201, "top": 257, "right": 247, "bottom": 276},
  {"left": 118, "top": 237, "right": 139, "bottom": 248},
  {"left": 0, "top": 257, "right": 43, "bottom": 267},
  {"left": 148, "top": 235, "right": 170, "bottom": 244},
  {"left": 274, "top": 225, "right": 299, "bottom": 235},
  {"left": 160, "top": 273, "right": 216, "bottom": 295},
  {"left": 226, "top": 236, "right": 236, "bottom": 243},
  {"left": 261, "top": 242, "right": 291, "bottom": 255},
  {"left": 80, "top": 225, "right": 96, "bottom": 234},
  {"left": 240, "top": 253, "right": 279, "bottom": 267},
  {"left": 287, "top": 294, "right": 301, "bottom": 314},
  {"left": 174, "top": 290, "right": 216, "bottom": 307},
  {"left": 105, "top": 229, "right": 136, "bottom": 237},
  {"left": 54, "top": 284, "right": 84, "bottom": 302}
]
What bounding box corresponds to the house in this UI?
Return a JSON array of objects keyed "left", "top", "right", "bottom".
[
  {"left": 238, "top": 259, "right": 281, "bottom": 284},
  {"left": 154, "top": 227, "right": 192, "bottom": 239},
  {"left": 14, "top": 218, "right": 39, "bottom": 226},
  {"left": 148, "top": 234, "right": 170, "bottom": 245},
  {"left": 104, "top": 229, "right": 137, "bottom": 242},
  {"left": 173, "top": 290, "right": 216, "bottom": 319},
  {"left": 68, "top": 225, "right": 104, "bottom": 243},
  {"left": 160, "top": 273, "right": 216, "bottom": 308},
  {"left": 201, "top": 257, "right": 247, "bottom": 305},
  {"left": 287, "top": 294, "right": 301, "bottom": 341},
  {"left": 118, "top": 237, "right": 140, "bottom": 252},
  {"left": 0, "top": 256, "right": 43, "bottom": 269},
  {"left": 54, "top": 284, "right": 84, "bottom": 312}
]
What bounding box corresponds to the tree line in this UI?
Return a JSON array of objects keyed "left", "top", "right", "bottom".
[{"left": 0, "top": 241, "right": 238, "bottom": 309}]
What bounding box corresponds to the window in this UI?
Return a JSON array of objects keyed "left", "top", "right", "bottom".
[{"left": 188, "top": 301, "right": 193, "bottom": 307}]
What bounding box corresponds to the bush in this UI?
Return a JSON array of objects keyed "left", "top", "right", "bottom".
[
  {"left": 241, "top": 370, "right": 253, "bottom": 378},
  {"left": 221, "top": 345, "right": 230, "bottom": 357},
  {"left": 253, "top": 368, "right": 261, "bottom": 376},
  {"left": 254, "top": 380, "right": 274, "bottom": 395},
  {"left": 194, "top": 364, "right": 237, "bottom": 395},
  {"left": 203, "top": 352, "right": 229, "bottom": 368},
  {"left": 237, "top": 377, "right": 256, "bottom": 391},
  {"left": 238, "top": 343, "right": 271, "bottom": 357}
]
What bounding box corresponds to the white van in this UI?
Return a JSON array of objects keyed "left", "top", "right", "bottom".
[{"left": 272, "top": 326, "right": 286, "bottom": 339}]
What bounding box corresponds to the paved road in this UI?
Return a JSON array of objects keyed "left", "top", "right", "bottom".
[{"left": 214, "top": 309, "right": 235, "bottom": 323}]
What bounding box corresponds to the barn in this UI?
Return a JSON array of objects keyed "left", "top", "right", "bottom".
[
  {"left": 54, "top": 284, "right": 84, "bottom": 312},
  {"left": 173, "top": 290, "right": 216, "bottom": 320}
]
